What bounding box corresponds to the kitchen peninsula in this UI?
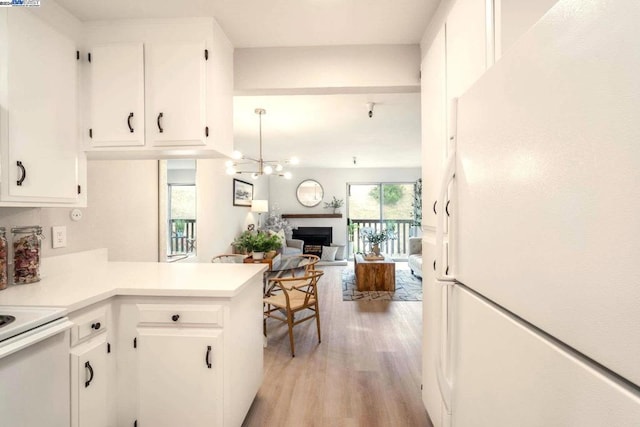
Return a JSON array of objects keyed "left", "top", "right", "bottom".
[{"left": 0, "top": 249, "right": 265, "bottom": 427}]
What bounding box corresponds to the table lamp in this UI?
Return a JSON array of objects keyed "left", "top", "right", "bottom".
[{"left": 251, "top": 199, "right": 268, "bottom": 228}]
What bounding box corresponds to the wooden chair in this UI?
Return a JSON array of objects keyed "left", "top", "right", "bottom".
[
  {"left": 211, "top": 254, "right": 246, "bottom": 263},
  {"left": 263, "top": 269, "right": 324, "bottom": 357}
]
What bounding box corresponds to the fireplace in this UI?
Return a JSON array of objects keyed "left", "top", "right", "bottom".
[{"left": 291, "top": 227, "right": 332, "bottom": 256}]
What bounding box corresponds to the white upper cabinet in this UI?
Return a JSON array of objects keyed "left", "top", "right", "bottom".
[
  {"left": 0, "top": 9, "right": 83, "bottom": 205},
  {"left": 82, "top": 19, "right": 233, "bottom": 159},
  {"left": 421, "top": 27, "right": 447, "bottom": 231},
  {"left": 145, "top": 42, "right": 208, "bottom": 147},
  {"left": 445, "top": 0, "right": 492, "bottom": 100},
  {"left": 87, "top": 43, "right": 145, "bottom": 147}
]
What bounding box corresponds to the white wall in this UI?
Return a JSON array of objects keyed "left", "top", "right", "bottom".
[
  {"left": 269, "top": 167, "right": 421, "bottom": 245},
  {"left": 235, "top": 45, "right": 420, "bottom": 94},
  {"left": 0, "top": 160, "right": 159, "bottom": 262},
  {"left": 194, "top": 160, "right": 269, "bottom": 262}
]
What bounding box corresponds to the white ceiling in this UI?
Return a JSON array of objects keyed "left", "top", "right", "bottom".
[
  {"left": 56, "top": 0, "right": 436, "bottom": 169},
  {"left": 234, "top": 93, "right": 421, "bottom": 169}
]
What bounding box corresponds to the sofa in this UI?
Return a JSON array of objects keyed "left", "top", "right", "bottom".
[{"left": 408, "top": 237, "right": 423, "bottom": 278}]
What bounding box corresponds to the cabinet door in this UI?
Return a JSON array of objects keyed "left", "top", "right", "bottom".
[
  {"left": 421, "top": 27, "right": 447, "bottom": 231},
  {"left": 137, "top": 327, "right": 223, "bottom": 426},
  {"left": 446, "top": 0, "right": 491, "bottom": 100},
  {"left": 70, "top": 335, "right": 109, "bottom": 427},
  {"left": 88, "top": 43, "right": 144, "bottom": 147},
  {"left": 2, "top": 9, "right": 79, "bottom": 202},
  {"left": 145, "top": 42, "right": 207, "bottom": 147}
]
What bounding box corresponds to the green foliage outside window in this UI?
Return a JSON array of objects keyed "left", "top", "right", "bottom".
[{"left": 368, "top": 184, "right": 405, "bottom": 206}]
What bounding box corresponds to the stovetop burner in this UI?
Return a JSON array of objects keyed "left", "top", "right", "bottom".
[{"left": 0, "top": 315, "right": 16, "bottom": 328}]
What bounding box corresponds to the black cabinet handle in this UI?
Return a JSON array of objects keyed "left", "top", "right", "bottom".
[
  {"left": 446, "top": 200, "right": 451, "bottom": 217},
  {"left": 206, "top": 345, "right": 212, "bottom": 368},
  {"left": 432, "top": 200, "right": 437, "bottom": 214},
  {"left": 171, "top": 314, "right": 180, "bottom": 322},
  {"left": 127, "top": 112, "right": 134, "bottom": 133},
  {"left": 433, "top": 260, "right": 436, "bottom": 271},
  {"left": 16, "top": 161, "right": 26, "bottom": 186},
  {"left": 91, "top": 322, "right": 101, "bottom": 330},
  {"left": 84, "top": 361, "right": 94, "bottom": 388},
  {"left": 157, "top": 112, "right": 164, "bottom": 133}
]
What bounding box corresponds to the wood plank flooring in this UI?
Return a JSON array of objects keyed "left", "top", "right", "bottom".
[{"left": 242, "top": 264, "right": 433, "bottom": 427}]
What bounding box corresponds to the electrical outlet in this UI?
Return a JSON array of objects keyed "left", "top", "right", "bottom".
[{"left": 52, "top": 226, "right": 67, "bottom": 249}]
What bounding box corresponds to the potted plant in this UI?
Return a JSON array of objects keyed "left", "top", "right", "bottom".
[
  {"left": 233, "top": 231, "right": 282, "bottom": 260},
  {"left": 324, "top": 196, "right": 344, "bottom": 214},
  {"left": 360, "top": 225, "right": 396, "bottom": 256}
]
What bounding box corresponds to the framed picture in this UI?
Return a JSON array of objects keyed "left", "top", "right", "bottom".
[{"left": 233, "top": 179, "right": 253, "bottom": 207}]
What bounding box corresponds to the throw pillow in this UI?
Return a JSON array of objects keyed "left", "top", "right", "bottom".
[
  {"left": 330, "top": 243, "right": 346, "bottom": 260},
  {"left": 320, "top": 245, "right": 338, "bottom": 261}
]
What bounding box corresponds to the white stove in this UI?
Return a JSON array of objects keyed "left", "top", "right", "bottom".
[
  {"left": 0, "top": 305, "right": 67, "bottom": 343},
  {"left": 0, "top": 305, "right": 72, "bottom": 426}
]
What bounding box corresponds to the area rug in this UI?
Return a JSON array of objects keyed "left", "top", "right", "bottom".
[{"left": 342, "top": 268, "right": 422, "bottom": 301}]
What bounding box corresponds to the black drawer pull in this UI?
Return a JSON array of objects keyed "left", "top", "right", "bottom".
[
  {"left": 157, "top": 112, "right": 164, "bottom": 133},
  {"left": 127, "top": 112, "right": 134, "bottom": 133},
  {"left": 446, "top": 200, "right": 451, "bottom": 217},
  {"left": 85, "top": 361, "right": 94, "bottom": 388},
  {"left": 205, "top": 345, "right": 212, "bottom": 369},
  {"left": 16, "top": 161, "right": 26, "bottom": 186},
  {"left": 91, "top": 322, "right": 101, "bottom": 330},
  {"left": 171, "top": 314, "right": 180, "bottom": 322},
  {"left": 432, "top": 200, "right": 437, "bottom": 214}
]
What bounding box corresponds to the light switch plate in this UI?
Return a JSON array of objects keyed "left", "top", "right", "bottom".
[{"left": 52, "top": 226, "right": 67, "bottom": 248}]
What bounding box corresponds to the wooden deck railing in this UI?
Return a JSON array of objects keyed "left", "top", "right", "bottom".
[
  {"left": 169, "top": 219, "right": 196, "bottom": 255},
  {"left": 349, "top": 219, "right": 416, "bottom": 258}
]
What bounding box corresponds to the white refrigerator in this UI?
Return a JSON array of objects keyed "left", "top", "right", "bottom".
[{"left": 423, "top": 0, "right": 640, "bottom": 425}]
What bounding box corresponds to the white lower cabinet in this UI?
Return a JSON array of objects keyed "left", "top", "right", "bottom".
[
  {"left": 70, "top": 335, "right": 109, "bottom": 427},
  {"left": 137, "top": 327, "right": 223, "bottom": 426},
  {"left": 68, "top": 303, "right": 114, "bottom": 427}
]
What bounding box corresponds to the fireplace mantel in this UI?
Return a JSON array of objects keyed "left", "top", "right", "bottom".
[{"left": 282, "top": 214, "right": 342, "bottom": 219}]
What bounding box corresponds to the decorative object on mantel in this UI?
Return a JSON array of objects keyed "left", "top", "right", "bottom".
[
  {"left": 360, "top": 225, "right": 396, "bottom": 256},
  {"left": 233, "top": 178, "right": 253, "bottom": 207},
  {"left": 323, "top": 196, "right": 344, "bottom": 214},
  {"left": 296, "top": 179, "right": 323, "bottom": 207},
  {"left": 225, "top": 108, "right": 297, "bottom": 180}
]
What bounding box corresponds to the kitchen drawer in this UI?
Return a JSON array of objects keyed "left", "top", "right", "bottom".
[
  {"left": 137, "top": 304, "right": 223, "bottom": 327},
  {"left": 69, "top": 305, "right": 108, "bottom": 347}
]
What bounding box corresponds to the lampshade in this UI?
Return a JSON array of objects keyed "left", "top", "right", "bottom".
[{"left": 251, "top": 199, "right": 269, "bottom": 213}]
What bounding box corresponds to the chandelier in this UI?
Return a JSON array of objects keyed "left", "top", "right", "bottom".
[{"left": 225, "top": 108, "right": 298, "bottom": 179}]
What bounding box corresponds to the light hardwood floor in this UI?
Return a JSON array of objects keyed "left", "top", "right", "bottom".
[{"left": 242, "top": 264, "right": 434, "bottom": 427}]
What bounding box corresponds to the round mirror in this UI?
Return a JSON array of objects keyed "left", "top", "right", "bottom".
[{"left": 296, "top": 179, "right": 324, "bottom": 207}]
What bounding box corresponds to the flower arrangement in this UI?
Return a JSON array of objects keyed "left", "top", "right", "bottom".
[
  {"left": 260, "top": 213, "right": 294, "bottom": 237},
  {"left": 360, "top": 226, "right": 396, "bottom": 245}
]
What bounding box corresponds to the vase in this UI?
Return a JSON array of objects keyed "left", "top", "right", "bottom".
[
  {"left": 372, "top": 244, "right": 381, "bottom": 256},
  {"left": 252, "top": 251, "right": 264, "bottom": 260}
]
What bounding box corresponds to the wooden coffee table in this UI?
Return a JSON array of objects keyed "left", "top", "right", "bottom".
[{"left": 353, "top": 253, "right": 396, "bottom": 291}]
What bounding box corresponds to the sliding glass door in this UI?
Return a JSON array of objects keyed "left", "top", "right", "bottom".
[{"left": 347, "top": 182, "right": 415, "bottom": 259}]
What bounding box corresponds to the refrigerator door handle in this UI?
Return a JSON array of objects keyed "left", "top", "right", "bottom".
[
  {"left": 436, "top": 279, "right": 454, "bottom": 416},
  {"left": 436, "top": 98, "right": 457, "bottom": 282}
]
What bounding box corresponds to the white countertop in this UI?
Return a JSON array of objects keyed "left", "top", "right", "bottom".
[{"left": 0, "top": 259, "right": 266, "bottom": 312}]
